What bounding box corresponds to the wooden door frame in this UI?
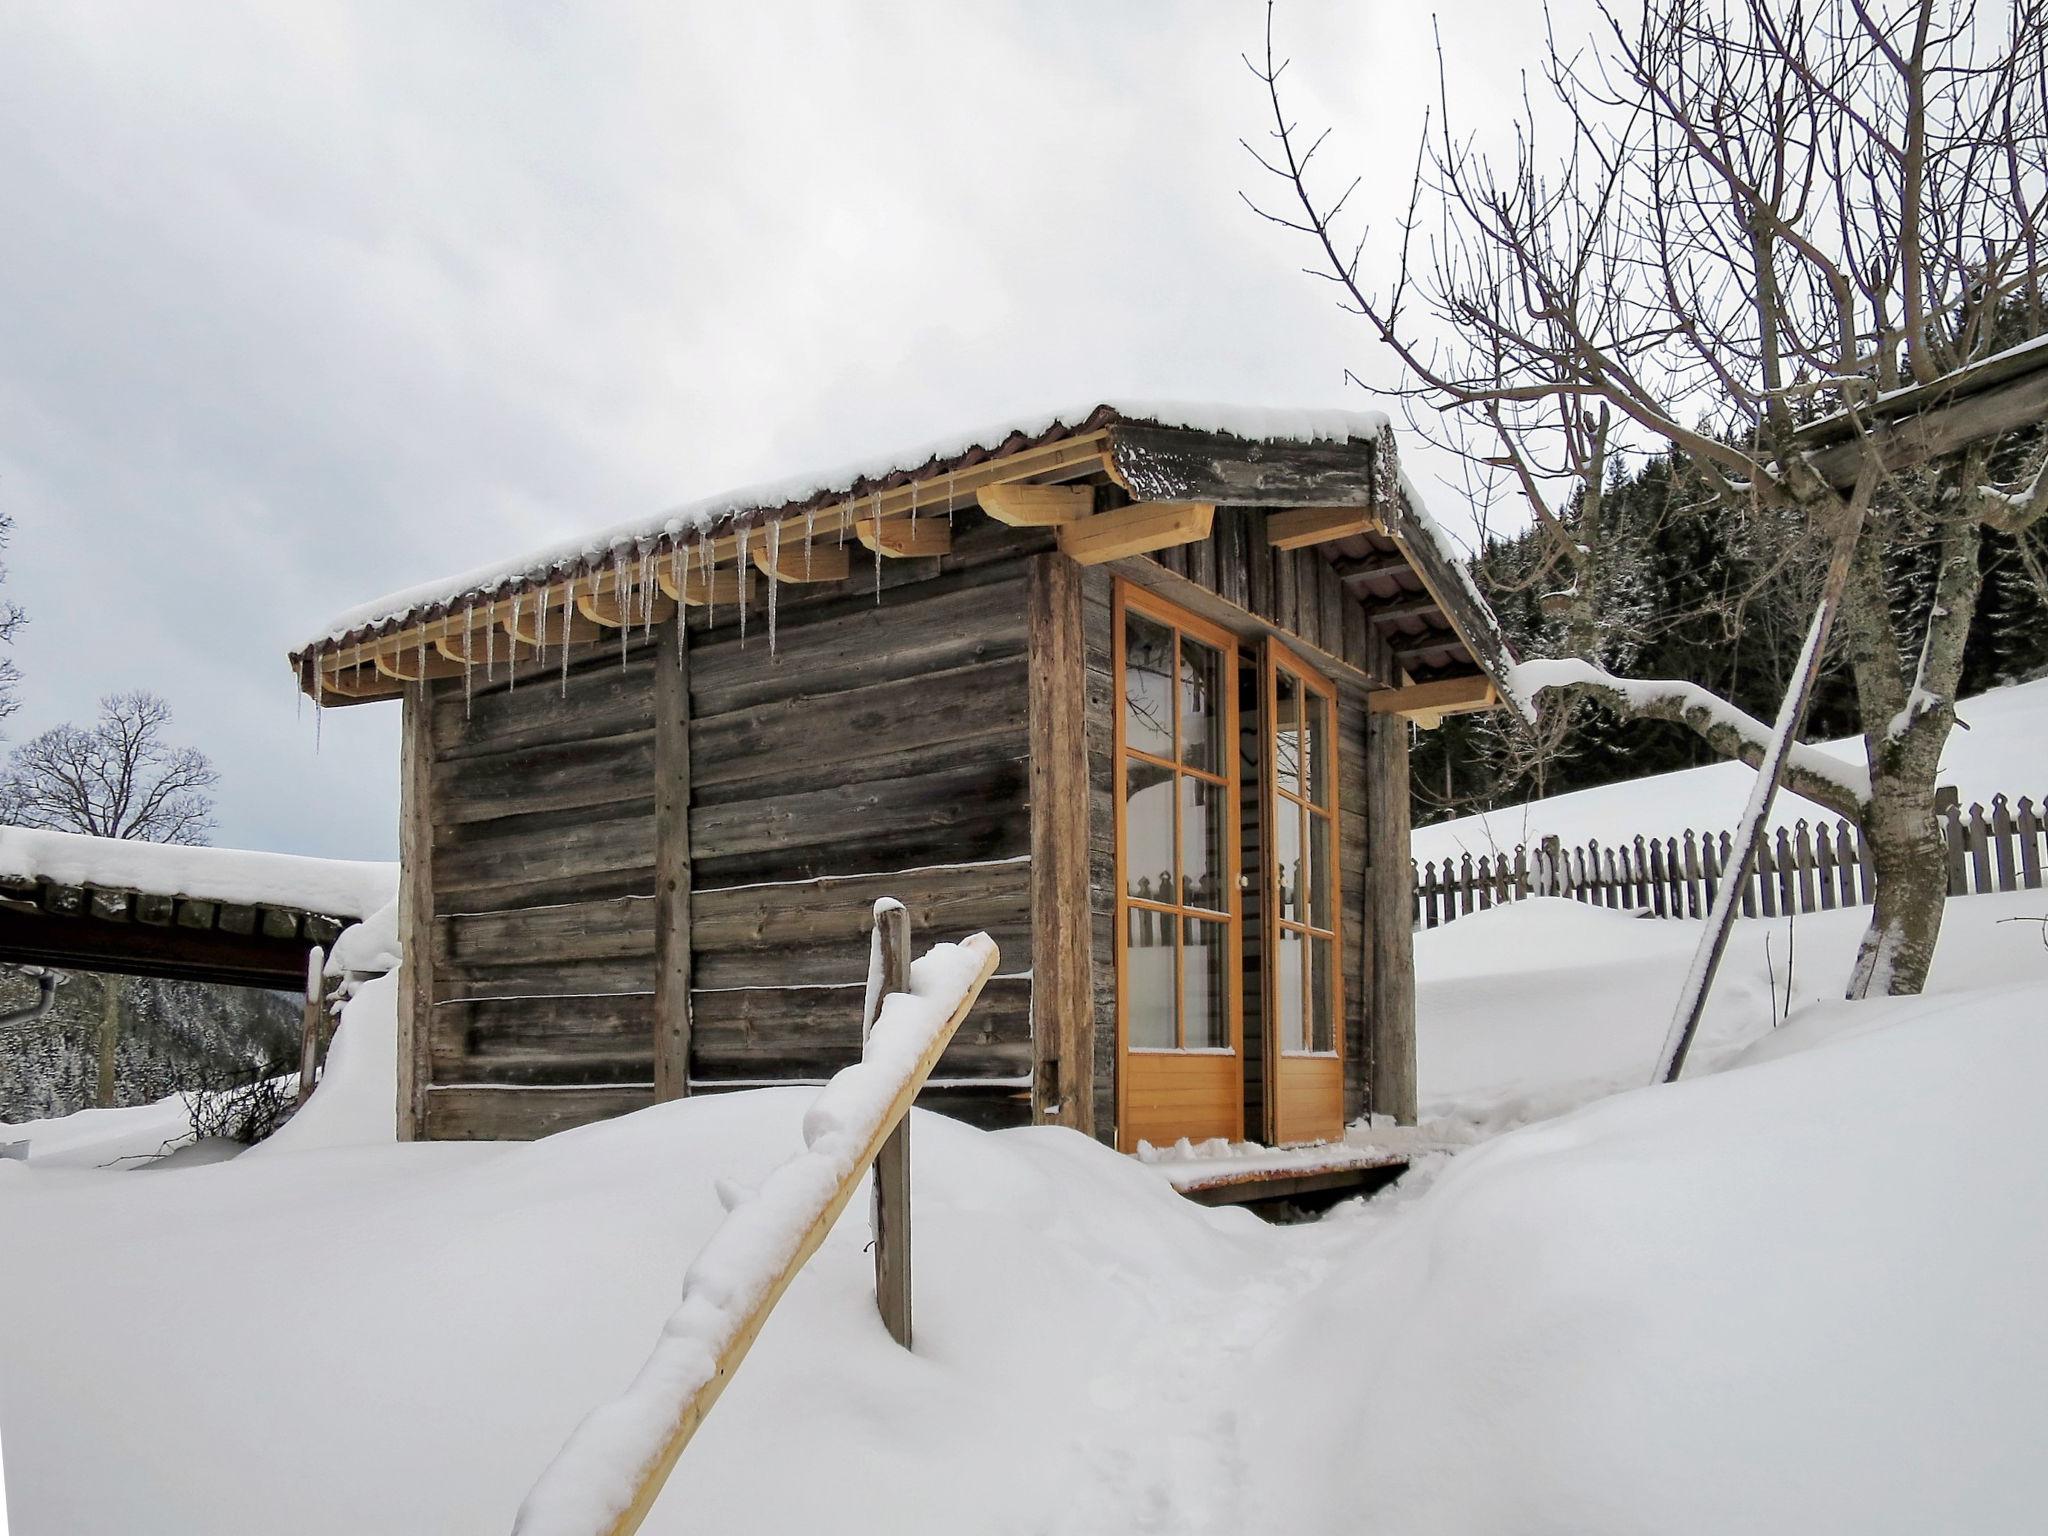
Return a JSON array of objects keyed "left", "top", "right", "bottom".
[
  {"left": 1110, "top": 578, "right": 1245, "bottom": 1152},
  {"left": 1259, "top": 636, "right": 1345, "bottom": 1145}
]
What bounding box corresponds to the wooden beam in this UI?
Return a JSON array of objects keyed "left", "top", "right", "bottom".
[
  {"left": 653, "top": 616, "right": 692, "bottom": 1103},
  {"left": 1365, "top": 594, "right": 1447, "bottom": 626},
  {"left": 1266, "top": 505, "right": 1385, "bottom": 550},
  {"left": 316, "top": 666, "right": 403, "bottom": 701},
  {"left": 750, "top": 539, "right": 850, "bottom": 584},
  {"left": 1364, "top": 710, "right": 1416, "bottom": 1123},
  {"left": 1367, "top": 672, "right": 1496, "bottom": 718},
  {"left": 655, "top": 561, "right": 754, "bottom": 608},
  {"left": 978, "top": 483, "right": 1094, "bottom": 526},
  {"left": 372, "top": 646, "right": 469, "bottom": 682},
  {"left": 1332, "top": 551, "right": 1414, "bottom": 582},
  {"left": 396, "top": 686, "right": 436, "bottom": 1142},
  {"left": 579, "top": 588, "right": 679, "bottom": 628},
  {"left": 853, "top": 514, "right": 951, "bottom": 558},
  {"left": 1057, "top": 501, "right": 1215, "bottom": 566},
  {"left": 506, "top": 595, "right": 603, "bottom": 647},
  {"left": 1026, "top": 554, "right": 1094, "bottom": 1136}
]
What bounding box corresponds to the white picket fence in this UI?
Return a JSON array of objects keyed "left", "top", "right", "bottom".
[{"left": 1412, "top": 793, "right": 2046, "bottom": 929}]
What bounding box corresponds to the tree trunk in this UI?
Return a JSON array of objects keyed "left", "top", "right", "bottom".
[
  {"left": 96, "top": 976, "right": 121, "bottom": 1108},
  {"left": 1848, "top": 767, "right": 1948, "bottom": 997}
]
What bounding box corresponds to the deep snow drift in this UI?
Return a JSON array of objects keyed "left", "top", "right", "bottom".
[{"left": 3, "top": 894, "right": 2046, "bottom": 1532}]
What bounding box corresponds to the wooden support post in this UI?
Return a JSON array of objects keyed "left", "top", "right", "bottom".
[
  {"left": 396, "top": 684, "right": 436, "bottom": 1141},
  {"left": 297, "top": 945, "right": 326, "bottom": 1106},
  {"left": 1057, "top": 501, "right": 1215, "bottom": 565},
  {"left": 1364, "top": 711, "right": 1416, "bottom": 1123},
  {"left": 1265, "top": 505, "right": 1384, "bottom": 550},
  {"left": 96, "top": 975, "right": 120, "bottom": 1109},
  {"left": 653, "top": 618, "right": 692, "bottom": 1102},
  {"left": 864, "top": 900, "right": 913, "bottom": 1350},
  {"left": 1026, "top": 554, "right": 1095, "bottom": 1135}
]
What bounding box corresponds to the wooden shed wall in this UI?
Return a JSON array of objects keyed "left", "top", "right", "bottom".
[{"left": 410, "top": 517, "right": 1046, "bottom": 1140}]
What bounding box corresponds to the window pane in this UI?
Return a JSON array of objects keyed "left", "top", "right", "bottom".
[
  {"left": 1180, "top": 776, "right": 1226, "bottom": 913},
  {"left": 1310, "top": 936, "right": 1335, "bottom": 1052},
  {"left": 1183, "top": 918, "right": 1229, "bottom": 1049},
  {"left": 1274, "top": 670, "right": 1302, "bottom": 795},
  {"left": 1123, "top": 611, "right": 1175, "bottom": 759},
  {"left": 1128, "top": 937, "right": 1176, "bottom": 1048},
  {"left": 1308, "top": 813, "right": 1331, "bottom": 930},
  {"left": 1123, "top": 758, "right": 1174, "bottom": 903},
  {"left": 1274, "top": 923, "right": 1306, "bottom": 1052},
  {"left": 1178, "top": 634, "right": 1223, "bottom": 773},
  {"left": 1274, "top": 794, "right": 1302, "bottom": 923},
  {"left": 1305, "top": 691, "right": 1330, "bottom": 807}
]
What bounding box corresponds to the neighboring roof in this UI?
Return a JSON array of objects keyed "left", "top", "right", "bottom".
[
  {"left": 296, "top": 401, "right": 1389, "bottom": 657},
  {"left": 0, "top": 828, "right": 396, "bottom": 921}
]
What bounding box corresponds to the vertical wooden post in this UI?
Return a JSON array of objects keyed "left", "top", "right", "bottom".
[
  {"left": 864, "top": 899, "right": 912, "bottom": 1349},
  {"left": 297, "top": 944, "right": 326, "bottom": 1106},
  {"left": 653, "top": 617, "right": 693, "bottom": 1102},
  {"left": 96, "top": 975, "right": 120, "bottom": 1108},
  {"left": 1026, "top": 554, "right": 1095, "bottom": 1136},
  {"left": 1364, "top": 711, "right": 1416, "bottom": 1124},
  {"left": 396, "top": 684, "right": 436, "bottom": 1141}
]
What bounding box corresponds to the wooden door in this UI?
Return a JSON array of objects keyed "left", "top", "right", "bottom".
[
  {"left": 1112, "top": 582, "right": 1243, "bottom": 1153},
  {"left": 1261, "top": 639, "right": 1344, "bottom": 1146}
]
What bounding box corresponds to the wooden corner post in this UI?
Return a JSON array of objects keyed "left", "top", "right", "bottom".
[
  {"left": 396, "top": 683, "right": 436, "bottom": 1141},
  {"left": 1026, "top": 553, "right": 1095, "bottom": 1136},
  {"left": 865, "top": 899, "right": 913, "bottom": 1349},
  {"left": 1364, "top": 710, "right": 1417, "bottom": 1123},
  {"left": 653, "top": 618, "right": 693, "bottom": 1101},
  {"left": 297, "top": 944, "right": 327, "bottom": 1106}
]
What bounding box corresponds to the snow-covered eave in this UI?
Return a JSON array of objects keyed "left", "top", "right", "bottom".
[
  {"left": 292, "top": 401, "right": 1392, "bottom": 667},
  {"left": 0, "top": 827, "right": 397, "bottom": 921}
]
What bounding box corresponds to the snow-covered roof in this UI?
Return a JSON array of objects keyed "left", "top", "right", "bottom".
[
  {"left": 295, "top": 400, "right": 1391, "bottom": 659},
  {"left": 0, "top": 827, "right": 396, "bottom": 920}
]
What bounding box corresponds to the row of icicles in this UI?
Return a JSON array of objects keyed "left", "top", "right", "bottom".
[{"left": 303, "top": 486, "right": 954, "bottom": 743}]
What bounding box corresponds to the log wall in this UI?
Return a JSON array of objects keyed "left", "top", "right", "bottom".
[{"left": 410, "top": 517, "right": 1046, "bottom": 1139}]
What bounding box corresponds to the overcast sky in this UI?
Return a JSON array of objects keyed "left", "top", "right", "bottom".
[{"left": 0, "top": 2, "right": 1559, "bottom": 861}]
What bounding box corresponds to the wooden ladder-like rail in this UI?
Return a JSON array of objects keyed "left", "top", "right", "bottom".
[{"left": 511, "top": 904, "right": 1000, "bottom": 1536}]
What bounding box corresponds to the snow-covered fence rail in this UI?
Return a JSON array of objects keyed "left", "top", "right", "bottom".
[
  {"left": 511, "top": 921, "right": 1002, "bottom": 1536},
  {"left": 1413, "top": 794, "right": 2046, "bottom": 929}
]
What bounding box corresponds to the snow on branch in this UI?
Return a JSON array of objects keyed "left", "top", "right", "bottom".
[
  {"left": 512, "top": 931, "right": 1001, "bottom": 1536},
  {"left": 1508, "top": 658, "right": 1870, "bottom": 819}
]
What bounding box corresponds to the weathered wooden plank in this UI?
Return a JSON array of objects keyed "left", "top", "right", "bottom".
[
  {"left": 688, "top": 976, "right": 1032, "bottom": 1077},
  {"left": 434, "top": 798, "right": 657, "bottom": 906},
  {"left": 430, "top": 993, "right": 656, "bottom": 1085},
  {"left": 424, "top": 1083, "right": 654, "bottom": 1140},
  {"left": 688, "top": 746, "right": 1029, "bottom": 879},
  {"left": 690, "top": 859, "right": 1029, "bottom": 951},
  {"left": 1027, "top": 554, "right": 1095, "bottom": 1133},
  {"left": 654, "top": 617, "right": 692, "bottom": 1101},
  {"left": 435, "top": 649, "right": 657, "bottom": 761},
  {"left": 398, "top": 685, "right": 437, "bottom": 1141},
  {"left": 436, "top": 895, "right": 655, "bottom": 968},
  {"left": 689, "top": 657, "right": 1029, "bottom": 791},
  {"left": 1364, "top": 710, "right": 1416, "bottom": 1123},
  {"left": 433, "top": 729, "right": 655, "bottom": 825},
  {"left": 435, "top": 955, "right": 654, "bottom": 1001}
]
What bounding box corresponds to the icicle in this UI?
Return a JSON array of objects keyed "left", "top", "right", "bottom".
[
  {"left": 766, "top": 519, "right": 781, "bottom": 654},
  {"left": 702, "top": 538, "right": 717, "bottom": 631},
  {"left": 804, "top": 505, "right": 816, "bottom": 578},
  {"left": 642, "top": 547, "right": 656, "bottom": 639},
  {"left": 508, "top": 591, "right": 520, "bottom": 692},
  {"left": 872, "top": 492, "right": 883, "bottom": 604},
  {"left": 947, "top": 470, "right": 956, "bottom": 525},
  {"left": 838, "top": 499, "right": 850, "bottom": 545},
  {"left": 536, "top": 583, "right": 550, "bottom": 671},
  {"left": 736, "top": 522, "right": 751, "bottom": 646},
  {"left": 487, "top": 600, "right": 497, "bottom": 681},
  {"left": 675, "top": 546, "right": 687, "bottom": 663},
  {"left": 313, "top": 662, "right": 325, "bottom": 752},
  {"left": 560, "top": 576, "right": 574, "bottom": 697},
  {"left": 463, "top": 611, "right": 474, "bottom": 718},
  {"left": 417, "top": 625, "right": 426, "bottom": 682},
  {"left": 909, "top": 478, "right": 919, "bottom": 537},
  {"left": 617, "top": 549, "right": 630, "bottom": 669}
]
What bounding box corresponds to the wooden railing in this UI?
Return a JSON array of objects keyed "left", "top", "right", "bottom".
[
  {"left": 1413, "top": 792, "right": 2046, "bottom": 929},
  {"left": 511, "top": 905, "right": 1000, "bottom": 1536}
]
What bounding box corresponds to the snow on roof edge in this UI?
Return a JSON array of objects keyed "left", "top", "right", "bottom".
[
  {"left": 0, "top": 827, "right": 397, "bottom": 920},
  {"left": 299, "top": 400, "right": 1391, "bottom": 655},
  {"left": 1394, "top": 469, "right": 1535, "bottom": 724}
]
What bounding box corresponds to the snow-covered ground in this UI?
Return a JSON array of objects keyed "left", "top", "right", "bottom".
[
  {"left": 1413, "top": 673, "right": 2048, "bottom": 866},
  {"left": 4, "top": 879, "right": 2045, "bottom": 1532}
]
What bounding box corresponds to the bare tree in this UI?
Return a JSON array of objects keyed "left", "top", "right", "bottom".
[
  {"left": 0, "top": 691, "right": 218, "bottom": 844},
  {"left": 1244, "top": 0, "right": 2048, "bottom": 996},
  {"left": 0, "top": 512, "right": 27, "bottom": 734}
]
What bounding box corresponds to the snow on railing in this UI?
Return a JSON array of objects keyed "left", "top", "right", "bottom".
[
  {"left": 1413, "top": 793, "right": 2046, "bottom": 929},
  {"left": 510, "top": 919, "right": 1002, "bottom": 1536}
]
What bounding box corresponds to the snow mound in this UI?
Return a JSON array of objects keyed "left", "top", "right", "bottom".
[{"left": 1245, "top": 977, "right": 2048, "bottom": 1535}]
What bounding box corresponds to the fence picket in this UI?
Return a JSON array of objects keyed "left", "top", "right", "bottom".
[
  {"left": 1834, "top": 823, "right": 1859, "bottom": 905},
  {"left": 1967, "top": 803, "right": 1993, "bottom": 895},
  {"left": 1815, "top": 826, "right": 1837, "bottom": 910},
  {"left": 1943, "top": 806, "right": 1967, "bottom": 895},
  {"left": 1991, "top": 795, "right": 2017, "bottom": 893},
  {"left": 1682, "top": 830, "right": 1703, "bottom": 918},
  {"left": 2020, "top": 798, "right": 2043, "bottom": 890},
  {"left": 1795, "top": 822, "right": 1818, "bottom": 912}
]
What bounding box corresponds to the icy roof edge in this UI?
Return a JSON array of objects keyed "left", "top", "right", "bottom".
[
  {"left": 0, "top": 827, "right": 398, "bottom": 920},
  {"left": 298, "top": 400, "right": 1391, "bottom": 655}
]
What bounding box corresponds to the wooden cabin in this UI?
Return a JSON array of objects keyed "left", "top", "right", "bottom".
[{"left": 291, "top": 404, "right": 1517, "bottom": 1153}]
